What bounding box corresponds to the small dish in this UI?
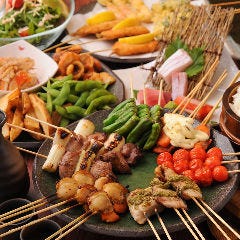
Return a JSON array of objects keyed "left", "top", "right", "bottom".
[
  {"left": 0, "top": 40, "right": 58, "bottom": 97},
  {"left": 220, "top": 81, "right": 240, "bottom": 144}
]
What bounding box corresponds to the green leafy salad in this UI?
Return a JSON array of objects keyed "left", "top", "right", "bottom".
[{"left": 0, "top": 0, "right": 65, "bottom": 38}]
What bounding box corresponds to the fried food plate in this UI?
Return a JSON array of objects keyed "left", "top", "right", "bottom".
[
  {"left": 13, "top": 63, "right": 125, "bottom": 149},
  {"left": 33, "top": 109, "right": 240, "bottom": 237}
]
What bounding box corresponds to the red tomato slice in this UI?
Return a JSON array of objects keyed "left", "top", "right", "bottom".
[{"left": 18, "top": 27, "right": 29, "bottom": 37}]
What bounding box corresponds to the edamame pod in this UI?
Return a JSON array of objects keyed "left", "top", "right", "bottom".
[
  {"left": 143, "top": 122, "right": 161, "bottom": 150},
  {"left": 86, "top": 89, "right": 112, "bottom": 106},
  {"left": 55, "top": 106, "right": 78, "bottom": 120},
  {"left": 85, "top": 95, "right": 117, "bottom": 115},
  {"left": 75, "top": 80, "right": 103, "bottom": 92},
  {"left": 60, "top": 117, "right": 70, "bottom": 127},
  {"left": 74, "top": 91, "right": 90, "bottom": 107},
  {"left": 115, "top": 114, "right": 140, "bottom": 137},
  {"left": 65, "top": 105, "right": 86, "bottom": 117},
  {"left": 51, "top": 80, "right": 77, "bottom": 89},
  {"left": 52, "top": 82, "right": 70, "bottom": 106},
  {"left": 126, "top": 118, "right": 153, "bottom": 143}
]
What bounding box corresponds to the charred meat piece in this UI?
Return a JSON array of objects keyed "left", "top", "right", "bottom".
[
  {"left": 100, "top": 150, "right": 131, "bottom": 174},
  {"left": 59, "top": 151, "right": 80, "bottom": 178},
  {"left": 160, "top": 166, "right": 203, "bottom": 200},
  {"left": 127, "top": 187, "right": 164, "bottom": 225},
  {"left": 65, "top": 133, "right": 84, "bottom": 152},
  {"left": 90, "top": 160, "right": 117, "bottom": 181},
  {"left": 121, "top": 143, "right": 142, "bottom": 165}
]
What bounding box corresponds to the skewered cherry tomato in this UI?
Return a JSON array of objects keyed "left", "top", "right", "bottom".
[
  {"left": 173, "top": 159, "right": 189, "bottom": 174},
  {"left": 204, "top": 156, "right": 221, "bottom": 170},
  {"left": 157, "top": 152, "right": 173, "bottom": 165},
  {"left": 182, "top": 169, "right": 195, "bottom": 181},
  {"left": 194, "top": 166, "right": 213, "bottom": 187},
  {"left": 206, "top": 147, "right": 223, "bottom": 161},
  {"left": 189, "top": 158, "right": 203, "bottom": 171},
  {"left": 161, "top": 160, "right": 174, "bottom": 170},
  {"left": 190, "top": 147, "right": 206, "bottom": 161},
  {"left": 173, "top": 149, "right": 190, "bottom": 163},
  {"left": 212, "top": 166, "right": 228, "bottom": 182}
]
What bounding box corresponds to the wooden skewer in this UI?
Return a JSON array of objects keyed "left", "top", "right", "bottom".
[
  {"left": 172, "top": 57, "right": 219, "bottom": 114},
  {"left": 155, "top": 209, "right": 172, "bottom": 240},
  {"left": 192, "top": 198, "right": 231, "bottom": 240},
  {"left": 174, "top": 208, "right": 200, "bottom": 240},
  {"left": 55, "top": 211, "right": 97, "bottom": 240},
  {"left": 181, "top": 209, "right": 206, "bottom": 240},
  {"left": 144, "top": 213, "right": 161, "bottom": 240},
  {"left": 158, "top": 79, "right": 163, "bottom": 106},
  {"left": 79, "top": 48, "right": 112, "bottom": 56},
  {"left": 223, "top": 151, "right": 240, "bottom": 156},
  {"left": 222, "top": 159, "right": 240, "bottom": 164},
  {"left": 0, "top": 203, "right": 78, "bottom": 238},
  {"left": 0, "top": 199, "right": 73, "bottom": 229},
  {"left": 43, "top": 36, "right": 80, "bottom": 53},
  {"left": 189, "top": 70, "right": 227, "bottom": 119},
  {"left": 200, "top": 200, "right": 240, "bottom": 239},
  {"left": 0, "top": 195, "right": 55, "bottom": 220},
  {"left": 17, "top": 146, "right": 47, "bottom": 159},
  {"left": 6, "top": 123, "right": 53, "bottom": 140},
  {"left": 211, "top": 1, "right": 240, "bottom": 7},
  {"left": 235, "top": 9, "right": 240, "bottom": 14},
  {"left": 228, "top": 169, "right": 240, "bottom": 174},
  {"left": 45, "top": 211, "right": 90, "bottom": 240},
  {"left": 202, "top": 70, "right": 240, "bottom": 125}
]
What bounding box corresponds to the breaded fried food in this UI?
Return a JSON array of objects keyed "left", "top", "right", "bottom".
[
  {"left": 112, "top": 40, "right": 159, "bottom": 56},
  {"left": 97, "top": 25, "right": 149, "bottom": 40},
  {"left": 72, "top": 20, "right": 120, "bottom": 37}
]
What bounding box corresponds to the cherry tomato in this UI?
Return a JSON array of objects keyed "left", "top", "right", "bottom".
[
  {"left": 206, "top": 147, "right": 223, "bottom": 161},
  {"left": 190, "top": 147, "right": 206, "bottom": 161},
  {"left": 189, "top": 158, "right": 203, "bottom": 171},
  {"left": 212, "top": 166, "right": 229, "bottom": 182},
  {"left": 194, "top": 166, "right": 213, "bottom": 187},
  {"left": 173, "top": 159, "right": 189, "bottom": 174},
  {"left": 173, "top": 149, "right": 190, "bottom": 163},
  {"left": 160, "top": 160, "right": 174, "bottom": 170},
  {"left": 204, "top": 156, "right": 221, "bottom": 170},
  {"left": 8, "top": 0, "right": 23, "bottom": 8},
  {"left": 182, "top": 169, "right": 196, "bottom": 181},
  {"left": 157, "top": 152, "right": 173, "bottom": 165}
]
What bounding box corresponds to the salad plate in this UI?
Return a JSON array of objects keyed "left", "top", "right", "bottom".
[{"left": 33, "top": 109, "right": 240, "bottom": 238}]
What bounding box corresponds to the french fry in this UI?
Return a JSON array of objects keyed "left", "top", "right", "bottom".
[
  {"left": 9, "top": 107, "right": 24, "bottom": 142},
  {"left": 24, "top": 106, "right": 44, "bottom": 141},
  {"left": 28, "top": 93, "right": 53, "bottom": 136},
  {"left": 0, "top": 88, "right": 20, "bottom": 114},
  {"left": 2, "top": 123, "right": 10, "bottom": 139},
  {"left": 21, "top": 92, "right": 31, "bottom": 115}
]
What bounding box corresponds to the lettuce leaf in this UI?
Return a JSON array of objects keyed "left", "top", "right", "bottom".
[{"left": 164, "top": 38, "right": 204, "bottom": 77}]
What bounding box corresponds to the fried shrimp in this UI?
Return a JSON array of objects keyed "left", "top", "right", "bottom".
[
  {"left": 58, "top": 52, "right": 84, "bottom": 79},
  {"left": 98, "top": 25, "right": 149, "bottom": 40},
  {"left": 112, "top": 40, "right": 159, "bottom": 56},
  {"left": 72, "top": 20, "right": 120, "bottom": 37}
]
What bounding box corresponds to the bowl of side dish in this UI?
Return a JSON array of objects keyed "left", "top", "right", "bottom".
[
  {"left": 0, "top": 0, "right": 74, "bottom": 50},
  {"left": 0, "top": 40, "right": 58, "bottom": 97},
  {"left": 220, "top": 81, "right": 240, "bottom": 144}
]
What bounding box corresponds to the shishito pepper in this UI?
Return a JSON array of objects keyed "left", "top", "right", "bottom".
[
  {"left": 126, "top": 118, "right": 153, "bottom": 143},
  {"left": 108, "top": 98, "right": 135, "bottom": 115},
  {"left": 150, "top": 105, "right": 162, "bottom": 122},
  {"left": 137, "top": 104, "right": 150, "bottom": 119},
  {"left": 143, "top": 122, "right": 161, "bottom": 150}
]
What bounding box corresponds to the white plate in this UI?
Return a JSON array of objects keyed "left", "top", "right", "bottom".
[
  {"left": 113, "top": 47, "right": 239, "bottom": 123},
  {"left": 0, "top": 40, "right": 58, "bottom": 96}
]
